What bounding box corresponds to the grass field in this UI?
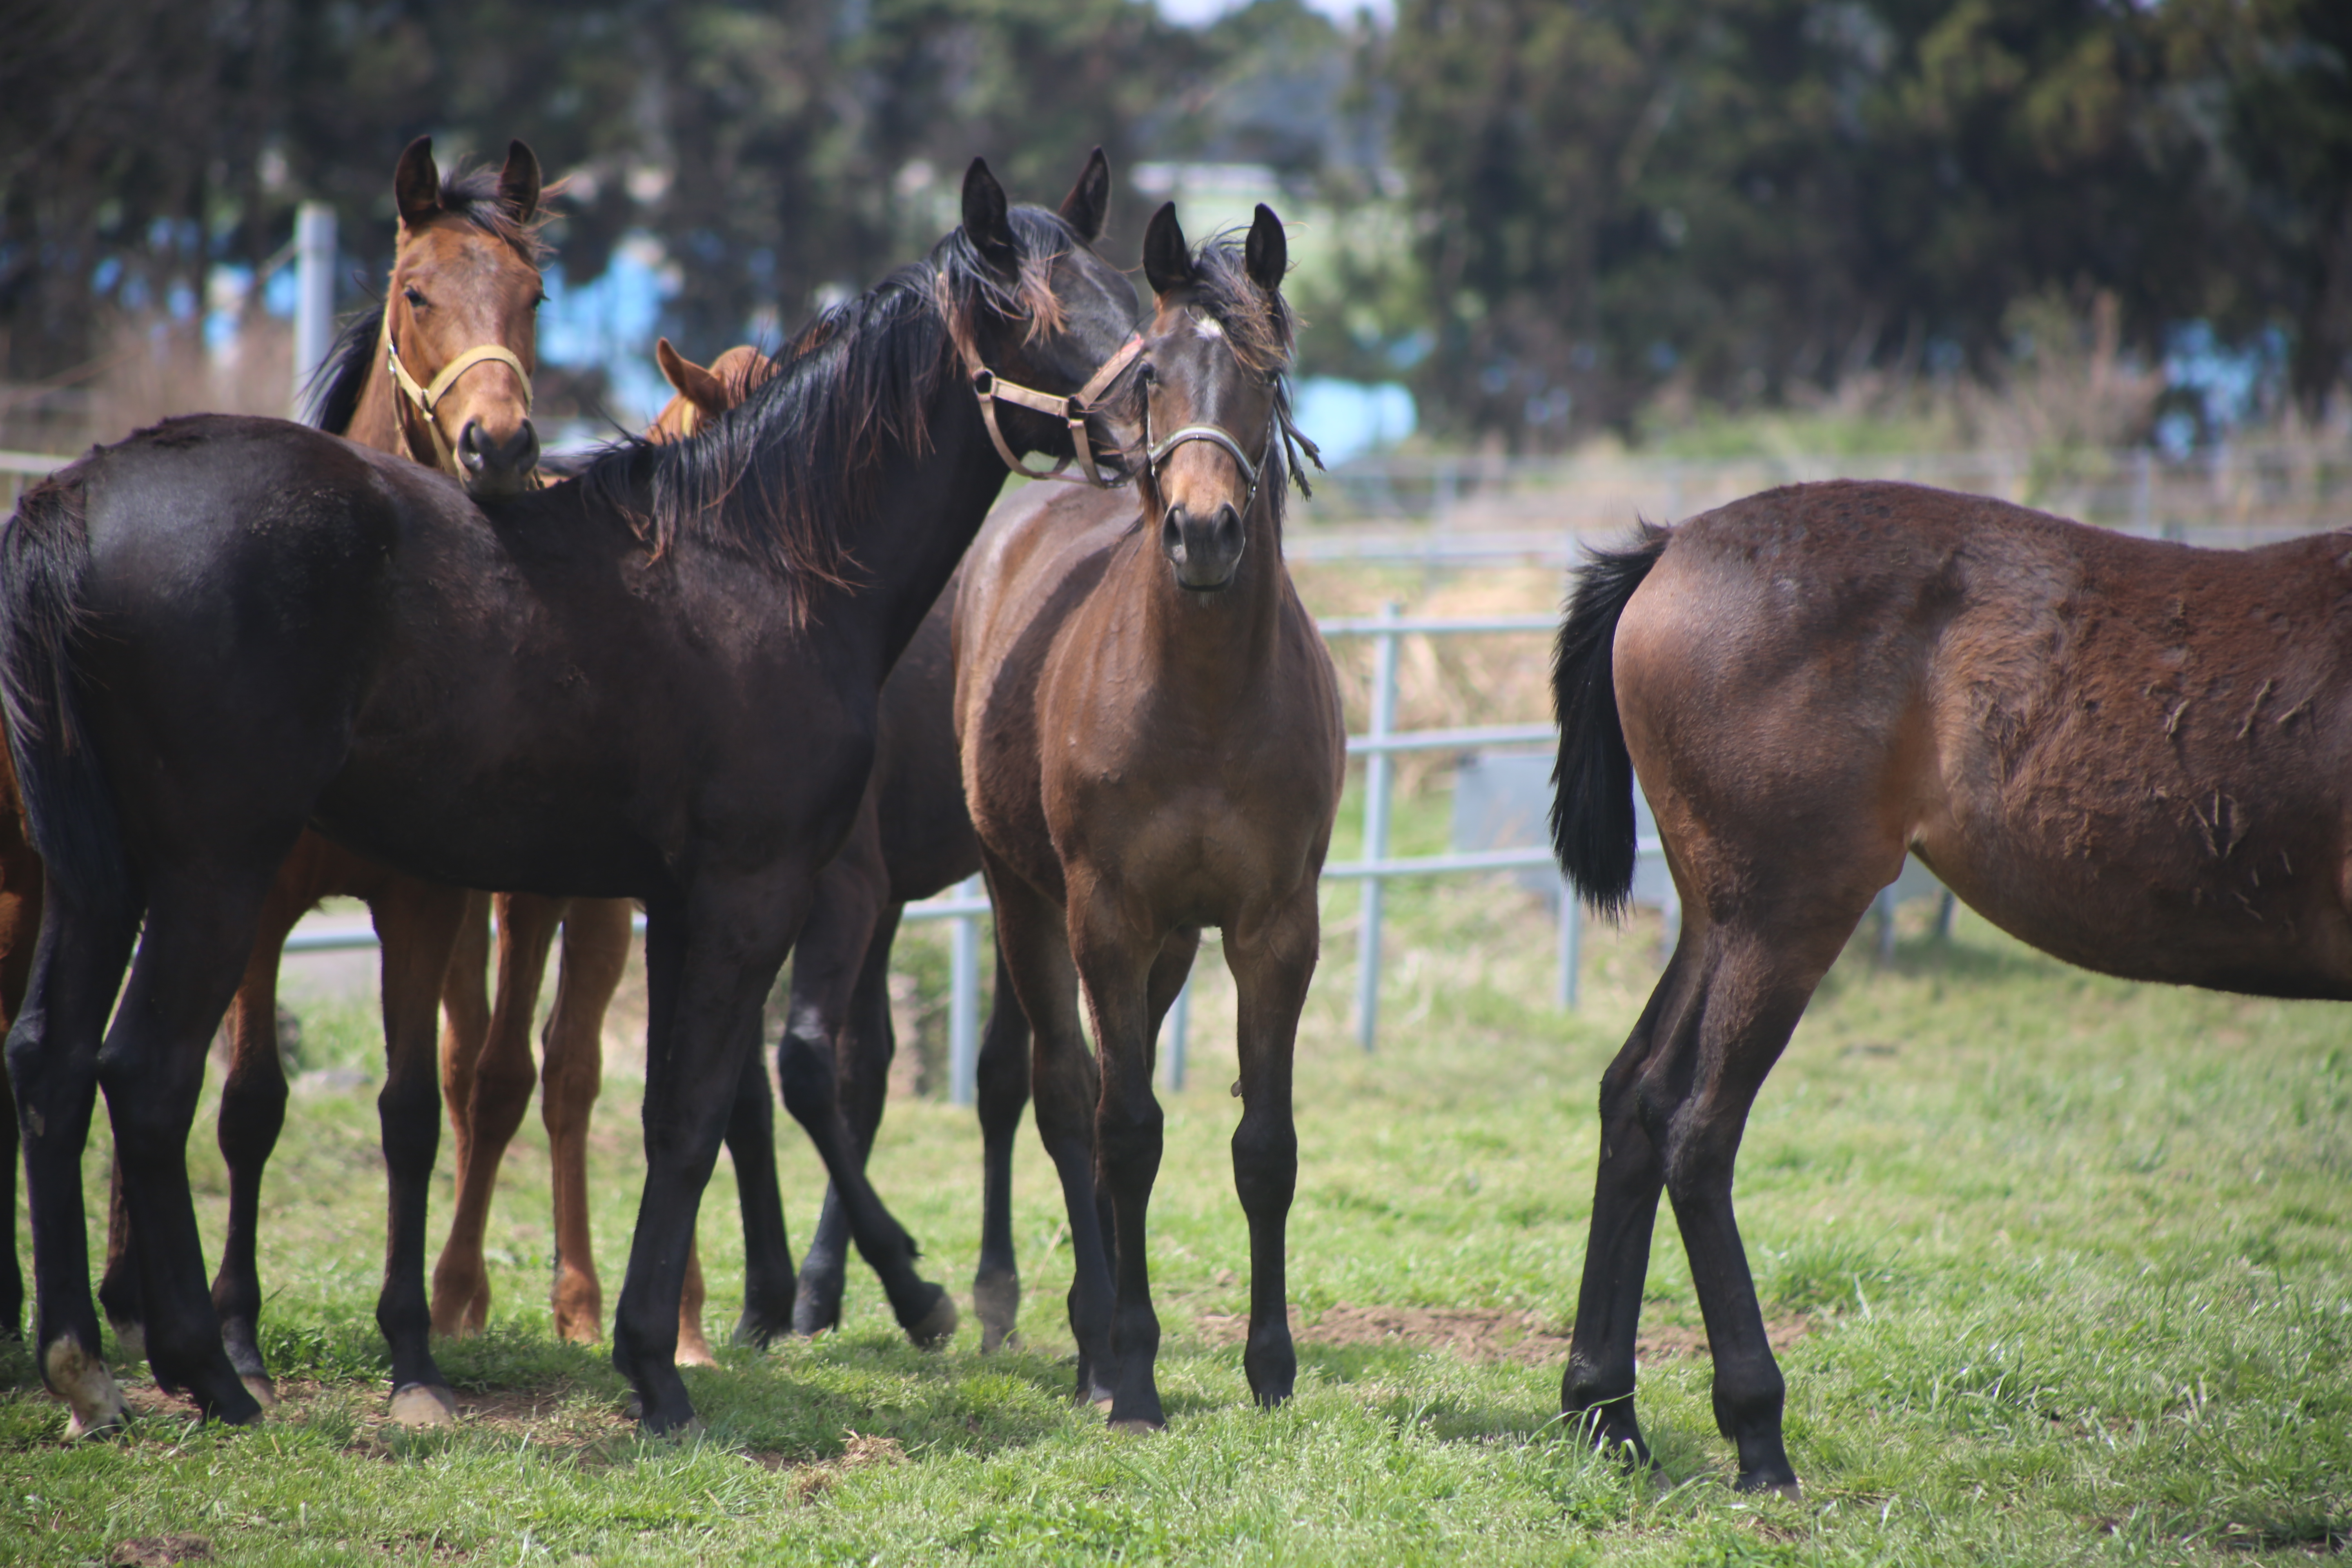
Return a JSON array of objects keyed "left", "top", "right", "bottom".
[{"left": 4, "top": 788, "right": 2346, "bottom": 1567}]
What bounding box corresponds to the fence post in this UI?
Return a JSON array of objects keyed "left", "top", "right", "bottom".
[
  {"left": 1161, "top": 969, "right": 1192, "bottom": 1091},
  {"left": 1556, "top": 881, "right": 1581, "bottom": 1010},
  {"left": 291, "top": 202, "right": 337, "bottom": 416},
  {"left": 1355, "top": 601, "right": 1401, "bottom": 1050},
  {"left": 948, "top": 875, "right": 983, "bottom": 1106}
]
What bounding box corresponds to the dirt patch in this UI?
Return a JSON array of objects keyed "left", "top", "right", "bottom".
[
  {"left": 109, "top": 1536, "right": 212, "bottom": 1566},
  {"left": 746, "top": 1431, "right": 907, "bottom": 1503},
  {"left": 1190, "top": 1303, "right": 1810, "bottom": 1366}
]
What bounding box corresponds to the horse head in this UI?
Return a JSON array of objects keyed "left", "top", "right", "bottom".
[
  {"left": 385, "top": 136, "right": 546, "bottom": 497},
  {"left": 649, "top": 340, "right": 777, "bottom": 443},
  {"left": 1134, "top": 201, "right": 1295, "bottom": 592}
]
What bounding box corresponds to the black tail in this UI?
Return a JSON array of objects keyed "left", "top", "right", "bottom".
[
  {"left": 1550, "top": 520, "right": 1671, "bottom": 917},
  {"left": 0, "top": 472, "right": 135, "bottom": 922}
]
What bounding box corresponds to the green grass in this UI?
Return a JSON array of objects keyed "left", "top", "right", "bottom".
[{"left": 4, "top": 792, "right": 2348, "bottom": 1564}]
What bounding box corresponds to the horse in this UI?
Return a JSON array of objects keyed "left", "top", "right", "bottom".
[
  {"left": 1548, "top": 480, "right": 2352, "bottom": 1496},
  {"left": 952, "top": 203, "right": 1341, "bottom": 1428},
  {"left": 422, "top": 337, "right": 791, "bottom": 1363},
  {"left": 65, "top": 137, "right": 549, "bottom": 1425},
  {"left": 0, "top": 151, "right": 1143, "bottom": 1438}
]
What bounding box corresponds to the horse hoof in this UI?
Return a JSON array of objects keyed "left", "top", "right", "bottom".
[
  {"left": 1732, "top": 1471, "right": 1802, "bottom": 1501},
  {"left": 240, "top": 1375, "right": 281, "bottom": 1409},
  {"left": 906, "top": 1290, "right": 958, "bottom": 1350},
  {"left": 731, "top": 1312, "right": 785, "bottom": 1352},
  {"left": 1087, "top": 1385, "right": 1116, "bottom": 1410},
  {"left": 1107, "top": 1417, "right": 1165, "bottom": 1435},
  {"left": 45, "top": 1339, "right": 130, "bottom": 1440},
  {"left": 388, "top": 1383, "right": 458, "bottom": 1428},
  {"left": 980, "top": 1326, "right": 1022, "bottom": 1354},
  {"left": 676, "top": 1338, "right": 718, "bottom": 1369}
]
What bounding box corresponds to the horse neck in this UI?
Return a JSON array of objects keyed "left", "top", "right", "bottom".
[
  {"left": 1127, "top": 494, "right": 1296, "bottom": 709},
  {"left": 813, "top": 380, "right": 1011, "bottom": 676}
]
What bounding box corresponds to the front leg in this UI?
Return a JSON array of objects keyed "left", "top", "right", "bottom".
[
  {"left": 1221, "top": 905, "right": 1313, "bottom": 1408},
  {"left": 1071, "top": 883, "right": 1171, "bottom": 1432},
  {"left": 612, "top": 877, "right": 805, "bottom": 1434}
]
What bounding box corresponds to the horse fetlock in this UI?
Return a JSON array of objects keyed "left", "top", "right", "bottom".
[
  {"left": 388, "top": 1382, "right": 458, "bottom": 1428},
  {"left": 972, "top": 1268, "right": 1021, "bottom": 1352},
  {"left": 790, "top": 1255, "right": 845, "bottom": 1338},
  {"left": 44, "top": 1336, "right": 130, "bottom": 1439},
  {"left": 1243, "top": 1327, "right": 1296, "bottom": 1406},
  {"left": 550, "top": 1266, "right": 601, "bottom": 1345}
]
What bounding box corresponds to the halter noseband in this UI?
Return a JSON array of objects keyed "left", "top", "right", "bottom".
[
  {"left": 386, "top": 333, "right": 535, "bottom": 480},
  {"left": 953, "top": 304, "right": 1145, "bottom": 488},
  {"left": 1138, "top": 394, "right": 1272, "bottom": 518}
]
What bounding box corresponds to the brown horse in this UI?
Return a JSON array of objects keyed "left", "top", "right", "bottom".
[
  {"left": 1550, "top": 479, "right": 2352, "bottom": 1495},
  {"left": 87, "top": 137, "right": 548, "bottom": 1425},
  {"left": 421, "top": 339, "right": 787, "bottom": 1362},
  {"left": 953, "top": 204, "right": 1340, "bottom": 1426}
]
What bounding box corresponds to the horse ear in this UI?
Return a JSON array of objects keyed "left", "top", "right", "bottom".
[
  {"left": 962, "top": 158, "right": 1016, "bottom": 266},
  {"left": 394, "top": 136, "right": 441, "bottom": 231},
  {"left": 499, "top": 140, "right": 543, "bottom": 222},
  {"left": 1058, "top": 147, "right": 1111, "bottom": 245},
  {"left": 1142, "top": 202, "right": 1192, "bottom": 298},
  {"left": 656, "top": 338, "right": 730, "bottom": 418},
  {"left": 1245, "top": 204, "right": 1287, "bottom": 295}
]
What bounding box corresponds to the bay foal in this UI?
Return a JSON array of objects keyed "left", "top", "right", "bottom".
[
  {"left": 1552, "top": 482, "right": 2352, "bottom": 1494},
  {"left": 954, "top": 205, "right": 1341, "bottom": 1425}
]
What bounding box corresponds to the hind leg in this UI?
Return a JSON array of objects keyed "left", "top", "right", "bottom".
[
  {"left": 721, "top": 1041, "right": 796, "bottom": 1348},
  {"left": 972, "top": 946, "right": 1032, "bottom": 1352},
  {"left": 97, "top": 868, "right": 283, "bottom": 1425},
  {"left": 9, "top": 878, "right": 140, "bottom": 1435},
  {"left": 0, "top": 825, "right": 41, "bottom": 1343},
  {"left": 783, "top": 856, "right": 884, "bottom": 1338},
  {"left": 431, "top": 892, "right": 558, "bottom": 1339}
]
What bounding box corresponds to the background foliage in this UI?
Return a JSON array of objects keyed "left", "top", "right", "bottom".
[{"left": 2, "top": 0, "right": 2347, "bottom": 448}]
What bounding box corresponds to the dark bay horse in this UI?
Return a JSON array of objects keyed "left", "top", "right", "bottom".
[
  {"left": 0, "top": 153, "right": 1140, "bottom": 1437},
  {"left": 1550, "top": 480, "right": 2352, "bottom": 1495},
  {"left": 954, "top": 205, "right": 1342, "bottom": 1426},
  {"left": 423, "top": 339, "right": 793, "bottom": 1364},
  {"left": 73, "top": 136, "right": 550, "bottom": 1423}
]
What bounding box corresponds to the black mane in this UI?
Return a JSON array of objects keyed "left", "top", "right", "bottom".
[
  {"left": 578, "top": 204, "right": 1087, "bottom": 621},
  {"left": 302, "top": 163, "right": 554, "bottom": 434}
]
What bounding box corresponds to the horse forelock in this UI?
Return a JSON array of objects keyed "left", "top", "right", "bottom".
[{"left": 434, "top": 163, "right": 558, "bottom": 265}]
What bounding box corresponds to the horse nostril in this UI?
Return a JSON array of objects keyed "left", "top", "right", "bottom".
[
  {"left": 458, "top": 419, "right": 486, "bottom": 470},
  {"left": 1161, "top": 508, "right": 1187, "bottom": 563}
]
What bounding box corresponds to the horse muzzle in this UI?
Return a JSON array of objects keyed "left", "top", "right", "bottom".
[
  {"left": 458, "top": 417, "right": 540, "bottom": 497},
  {"left": 1161, "top": 501, "right": 1244, "bottom": 591}
]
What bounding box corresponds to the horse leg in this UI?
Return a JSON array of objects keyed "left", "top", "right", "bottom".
[
  {"left": 776, "top": 911, "right": 955, "bottom": 1349},
  {"left": 981, "top": 856, "right": 1115, "bottom": 1401},
  {"left": 205, "top": 867, "right": 317, "bottom": 1408},
  {"left": 1068, "top": 880, "right": 1170, "bottom": 1430},
  {"left": 97, "top": 868, "right": 279, "bottom": 1424},
  {"left": 11, "top": 879, "right": 140, "bottom": 1435},
  {"left": 1560, "top": 941, "right": 1700, "bottom": 1468},
  {"left": 722, "top": 1038, "right": 797, "bottom": 1348},
  {"left": 374, "top": 879, "right": 470, "bottom": 1425},
  {"left": 437, "top": 890, "right": 493, "bottom": 1201},
  {"left": 610, "top": 876, "right": 804, "bottom": 1434},
  {"left": 0, "top": 840, "right": 40, "bottom": 1343},
  {"left": 782, "top": 853, "right": 883, "bottom": 1337},
  {"left": 1221, "top": 904, "right": 1314, "bottom": 1409},
  {"left": 1652, "top": 919, "right": 1851, "bottom": 1497},
  {"left": 430, "top": 892, "right": 558, "bottom": 1339},
  {"left": 539, "top": 898, "right": 658, "bottom": 1352},
  {"left": 972, "top": 944, "right": 1033, "bottom": 1352}
]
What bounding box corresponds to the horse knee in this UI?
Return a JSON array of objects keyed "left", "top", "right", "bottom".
[
  {"left": 1096, "top": 1100, "right": 1163, "bottom": 1189},
  {"left": 1229, "top": 1116, "right": 1295, "bottom": 1212},
  {"left": 775, "top": 1029, "right": 837, "bottom": 1128}
]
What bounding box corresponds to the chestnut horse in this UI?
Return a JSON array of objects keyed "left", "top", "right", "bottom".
[
  {"left": 0, "top": 153, "right": 1139, "bottom": 1436},
  {"left": 79, "top": 136, "right": 546, "bottom": 1424},
  {"left": 953, "top": 204, "right": 1340, "bottom": 1426},
  {"left": 1550, "top": 480, "right": 2352, "bottom": 1495},
  {"left": 421, "top": 339, "right": 793, "bottom": 1362}
]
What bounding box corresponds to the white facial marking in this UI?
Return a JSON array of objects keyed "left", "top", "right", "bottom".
[{"left": 1193, "top": 314, "right": 1224, "bottom": 340}]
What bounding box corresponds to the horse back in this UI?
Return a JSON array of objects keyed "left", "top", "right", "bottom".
[{"left": 1621, "top": 479, "right": 2352, "bottom": 998}]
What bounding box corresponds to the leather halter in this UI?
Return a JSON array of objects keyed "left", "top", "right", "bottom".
[
  {"left": 955, "top": 323, "right": 1146, "bottom": 488},
  {"left": 386, "top": 333, "right": 534, "bottom": 479}
]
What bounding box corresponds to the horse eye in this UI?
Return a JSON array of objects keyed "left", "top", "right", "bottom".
[
  {"left": 403, "top": 286, "right": 426, "bottom": 309},
  {"left": 1138, "top": 362, "right": 1156, "bottom": 385}
]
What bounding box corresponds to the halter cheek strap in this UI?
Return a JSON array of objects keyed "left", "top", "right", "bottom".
[
  {"left": 386, "top": 336, "right": 535, "bottom": 480},
  {"left": 954, "top": 318, "right": 1145, "bottom": 488}
]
